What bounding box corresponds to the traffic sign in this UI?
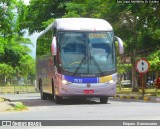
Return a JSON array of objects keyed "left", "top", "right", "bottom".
[{"left": 136, "top": 58, "right": 150, "bottom": 74}]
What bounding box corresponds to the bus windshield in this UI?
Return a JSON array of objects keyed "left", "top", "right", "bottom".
[{"left": 58, "top": 31, "right": 115, "bottom": 75}]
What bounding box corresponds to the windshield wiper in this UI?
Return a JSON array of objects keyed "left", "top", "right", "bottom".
[
  {"left": 90, "top": 56, "right": 104, "bottom": 75},
  {"left": 73, "top": 56, "right": 86, "bottom": 75},
  {"left": 88, "top": 42, "right": 104, "bottom": 75}
]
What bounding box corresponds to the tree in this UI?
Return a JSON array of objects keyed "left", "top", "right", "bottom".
[
  {"left": 0, "top": 0, "right": 35, "bottom": 86},
  {"left": 0, "top": 34, "right": 32, "bottom": 67},
  {"left": 19, "top": 55, "right": 35, "bottom": 77},
  {"left": 148, "top": 50, "right": 160, "bottom": 77},
  {"left": 0, "top": 63, "right": 14, "bottom": 85},
  {"left": 64, "top": 1, "right": 160, "bottom": 91},
  {"left": 113, "top": 4, "right": 160, "bottom": 91},
  {"left": 25, "top": 0, "right": 69, "bottom": 34}
]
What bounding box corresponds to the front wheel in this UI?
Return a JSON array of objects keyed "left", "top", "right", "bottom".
[
  {"left": 100, "top": 97, "right": 108, "bottom": 104},
  {"left": 54, "top": 95, "right": 63, "bottom": 104},
  {"left": 39, "top": 80, "right": 47, "bottom": 100}
]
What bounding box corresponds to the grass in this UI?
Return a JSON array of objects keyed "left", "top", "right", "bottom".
[
  {"left": 0, "top": 97, "right": 4, "bottom": 102},
  {"left": 0, "top": 98, "right": 28, "bottom": 112},
  {"left": 0, "top": 85, "right": 37, "bottom": 94},
  {"left": 7, "top": 102, "right": 28, "bottom": 111},
  {"left": 13, "top": 102, "right": 28, "bottom": 111},
  {"left": 116, "top": 87, "right": 160, "bottom": 96}
]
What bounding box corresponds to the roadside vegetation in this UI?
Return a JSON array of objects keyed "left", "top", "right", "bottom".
[
  {"left": 0, "top": 0, "right": 35, "bottom": 87},
  {"left": 7, "top": 102, "right": 28, "bottom": 111},
  {"left": 116, "top": 87, "right": 160, "bottom": 97}
]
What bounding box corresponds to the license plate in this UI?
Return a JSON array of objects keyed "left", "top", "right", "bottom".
[{"left": 84, "top": 90, "right": 94, "bottom": 94}]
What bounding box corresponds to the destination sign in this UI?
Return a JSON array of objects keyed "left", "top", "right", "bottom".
[{"left": 89, "top": 33, "right": 107, "bottom": 38}]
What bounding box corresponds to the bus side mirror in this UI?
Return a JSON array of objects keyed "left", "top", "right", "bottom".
[
  {"left": 51, "top": 36, "right": 57, "bottom": 55},
  {"left": 115, "top": 36, "right": 124, "bottom": 54}
]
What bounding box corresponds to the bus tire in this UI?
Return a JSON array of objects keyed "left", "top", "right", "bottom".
[
  {"left": 100, "top": 97, "right": 108, "bottom": 104},
  {"left": 51, "top": 79, "right": 55, "bottom": 100},
  {"left": 54, "top": 95, "right": 63, "bottom": 104},
  {"left": 39, "top": 80, "right": 47, "bottom": 100}
]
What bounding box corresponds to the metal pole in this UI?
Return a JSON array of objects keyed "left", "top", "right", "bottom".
[{"left": 142, "top": 73, "right": 145, "bottom": 98}]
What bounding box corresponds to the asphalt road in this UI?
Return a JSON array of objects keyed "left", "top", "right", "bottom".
[{"left": 0, "top": 93, "right": 160, "bottom": 121}]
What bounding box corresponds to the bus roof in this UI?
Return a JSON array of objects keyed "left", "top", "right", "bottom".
[
  {"left": 37, "top": 18, "right": 113, "bottom": 39},
  {"left": 55, "top": 18, "right": 113, "bottom": 31}
]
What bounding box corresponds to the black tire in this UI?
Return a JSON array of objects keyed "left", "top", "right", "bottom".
[
  {"left": 54, "top": 95, "right": 63, "bottom": 104},
  {"left": 100, "top": 97, "right": 108, "bottom": 104},
  {"left": 51, "top": 79, "right": 55, "bottom": 100},
  {"left": 39, "top": 80, "right": 47, "bottom": 100}
]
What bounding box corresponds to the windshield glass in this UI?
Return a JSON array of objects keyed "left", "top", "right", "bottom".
[{"left": 58, "top": 31, "right": 115, "bottom": 75}]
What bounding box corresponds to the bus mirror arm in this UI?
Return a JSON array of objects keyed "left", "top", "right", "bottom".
[
  {"left": 51, "top": 36, "right": 57, "bottom": 55},
  {"left": 115, "top": 36, "right": 124, "bottom": 54}
]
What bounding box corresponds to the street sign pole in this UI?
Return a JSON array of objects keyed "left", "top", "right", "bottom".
[
  {"left": 136, "top": 58, "right": 150, "bottom": 99},
  {"left": 141, "top": 73, "right": 144, "bottom": 98}
]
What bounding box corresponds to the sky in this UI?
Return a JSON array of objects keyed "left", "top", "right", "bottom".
[
  {"left": 23, "top": 0, "right": 30, "bottom": 5},
  {"left": 24, "top": 31, "right": 39, "bottom": 58}
]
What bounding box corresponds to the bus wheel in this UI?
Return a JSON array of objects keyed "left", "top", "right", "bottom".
[
  {"left": 51, "top": 79, "right": 55, "bottom": 100},
  {"left": 54, "top": 95, "right": 63, "bottom": 104},
  {"left": 39, "top": 81, "right": 47, "bottom": 100},
  {"left": 100, "top": 97, "right": 108, "bottom": 104}
]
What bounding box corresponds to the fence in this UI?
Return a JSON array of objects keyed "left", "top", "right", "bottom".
[
  {"left": 0, "top": 85, "right": 38, "bottom": 94},
  {"left": 0, "top": 78, "right": 38, "bottom": 94}
]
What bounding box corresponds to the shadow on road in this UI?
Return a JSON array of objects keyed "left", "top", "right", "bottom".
[
  {"left": 10, "top": 98, "right": 110, "bottom": 107},
  {"left": 58, "top": 98, "right": 105, "bottom": 105}
]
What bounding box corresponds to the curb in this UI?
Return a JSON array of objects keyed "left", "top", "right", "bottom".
[
  {"left": 114, "top": 95, "right": 143, "bottom": 100},
  {"left": 0, "top": 97, "right": 10, "bottom": 102},
  {"left": 114, "top": 95, "right": 160, "bottom": 102}
]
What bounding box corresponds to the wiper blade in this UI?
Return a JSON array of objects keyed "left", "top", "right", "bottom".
[
  {"left": 73, "top": 56, "right": 86, "bottom": 75},
  {"left": 90, "top": 56, "right": 104, "bottom": 75}
]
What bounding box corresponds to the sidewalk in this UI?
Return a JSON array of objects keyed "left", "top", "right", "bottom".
[
  {"left": 115, "top": 93, "right": 160, "bottom": 102},
  {"left": 0, "top": 97, "right": 13, "bottom": 112}
]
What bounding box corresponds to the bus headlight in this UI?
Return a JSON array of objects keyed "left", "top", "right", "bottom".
[
  {"left": 61, "top": 80, "right": 72, "bottom": 85},
  {"left": 62, "top": 80, "right": 68, "bottom": 84},
  {"left": 109, "top": 80, "right": 114, "bottom": 84},
  {"left": 105, "top": 80, "right": 115, "bottom": 85}
]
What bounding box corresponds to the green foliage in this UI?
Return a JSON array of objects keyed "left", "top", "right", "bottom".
[
  {"left": 25, "top": 0, "right": 68, "bottom": 34},
  {"left": 19, "top": 55, "right": 35, "bottom": 78},
  {"left": 0, "top": 37, "right": 6, "bottom": 54},
  {"left": 0, "top": 63, "right": 14, "bottom": 77},
  {"left": 0, "top": 0, "right": 35, "bottom": 86},
  {"left": 14, "top": 102, "right": 27, "bottom": 111},
  {"left": 0, "top": 34, "right": 31, "bottom": 67},
  {"left": 15, "top": 0, "right": 28, "bottom": 36},
  {"left": 148, "top": 50, "right": 160, "bottom": 72},
  {"left": 6, "top": 102, "right": 28, "bottom": 111},
  {"left": 64, "top": 2, "right": 84, "bottom": 17},
  {"left": 42, "top": 18, "right": 55, "bottom": 28},
  {"left": 64, "top": 0, "right": 106, "bottom": 18}
]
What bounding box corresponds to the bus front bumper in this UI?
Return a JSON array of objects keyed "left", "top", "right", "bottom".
[{"left": 55, "top": 82, "right": 116, "bottom": 97}]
